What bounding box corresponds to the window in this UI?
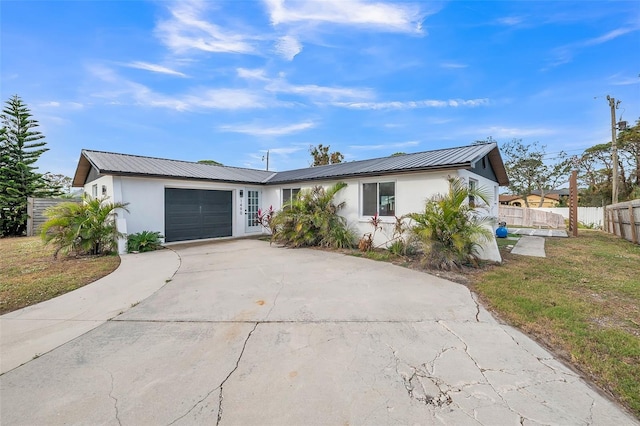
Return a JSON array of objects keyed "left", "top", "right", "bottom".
[
  {"left": 101, "top": 185, "right": 107, "bottom": 196},
  {"left": 469, "top": 179, "right": 478, "bottom": 207},
  {"left": 362, "top": 182, "right": 395, "bottom": 216},
  {"left": 91, "top": 184, "right": 98, "bottom": 198},
  {"left": 282, "top": 188, "right": 300, "bottom": 206}
]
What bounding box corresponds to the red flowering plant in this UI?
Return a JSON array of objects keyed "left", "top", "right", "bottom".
[
  {"left": 256, "top": 205, "right": 275, "bottom": 236},
  {"left": 358, "top": 213, "right": 382, "bottom": 252}
]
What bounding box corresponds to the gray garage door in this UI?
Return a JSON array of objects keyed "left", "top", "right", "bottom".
[{"left": 165, "top": 188, "right": 232, "bottom": 242}]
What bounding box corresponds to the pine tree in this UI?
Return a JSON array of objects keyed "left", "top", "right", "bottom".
[{"left": 0, "top": 95, "right": 54, "bottom": 236}]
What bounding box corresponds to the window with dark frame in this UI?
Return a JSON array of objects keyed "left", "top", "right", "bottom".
[
  {"left": 362, "top": 182, "right": 395, "bottom": 217},
  {"left": 282, "top": 188, "right": 300, "bottom": 206}
]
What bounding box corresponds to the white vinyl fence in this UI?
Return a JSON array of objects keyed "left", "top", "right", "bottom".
[{"left": 534, "top": 207, "right": 604, "bottom": 229}]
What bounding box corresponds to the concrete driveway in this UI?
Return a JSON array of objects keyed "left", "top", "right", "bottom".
[{"left": 1, "top": 239, "right": 637, "bottom": 425}]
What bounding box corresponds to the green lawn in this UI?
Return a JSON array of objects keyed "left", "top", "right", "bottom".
[
  {"left": 0, "top": 236, "right": 120, "bottom": 314},
  {"left": 473, "top": 230, "right": 640, "bottom": 418}
]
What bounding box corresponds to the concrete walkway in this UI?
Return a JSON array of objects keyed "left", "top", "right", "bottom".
[
  {"left": 510, "top": 228, "right": 568, "bottom": 238},
  {"left": 0, "top": 249, "right": 180, "bottom": 374},
  {"left": 1, "top": 240, "right": 637, "bottom": 425},
  {"left": 511, "top": 235, "right": 547, "bottom": 257}
]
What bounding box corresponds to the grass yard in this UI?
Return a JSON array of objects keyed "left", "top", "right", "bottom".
[
  {"left": 0, "top": 236, "right": 120, "bottom": 315},
  {"left": 473, "top": 230, "right": 640, "bottom": 418}
]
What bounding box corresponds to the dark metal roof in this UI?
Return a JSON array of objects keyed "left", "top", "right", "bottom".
[
  {"left": 73, "top": 150, "right": 276, "bottom": 186},
  {"left": 265, "top": 142, "right": 509, "bottom": 185},
  {"left": 72, "top": 142, "right": 509, "bottom": 187}
]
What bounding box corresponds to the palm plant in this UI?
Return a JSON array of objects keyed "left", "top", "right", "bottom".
[
  {"left": 409, "top": 177, "right": 494, "bottom": 270},
  {"left": 41, "top": 195, "right": 129, "bottom": 257},
  {"left": 271, "top": 182, "right": 356, "bottom": 248}
]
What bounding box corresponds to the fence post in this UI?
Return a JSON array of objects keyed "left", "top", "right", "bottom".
[
  {"left": 569, "top": 171, "right": 578, "bottom": 237},
  {"left": 617, "top": 208, "right": 625, "bottom": 239},
  {"left": 26, "top": 197, "right": 34, "bottom": 236}
]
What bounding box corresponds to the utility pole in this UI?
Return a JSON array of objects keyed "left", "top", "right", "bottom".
[
  {"left": 607, "top": 95, "right": 620, "bottom": 204},
  {"left": 262, "top": 150, "right": 270, "bottom": 171}
]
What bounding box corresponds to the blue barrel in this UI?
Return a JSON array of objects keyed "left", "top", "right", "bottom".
[{"left": 496, "top": 226, "right": 508, "bottom": 238}]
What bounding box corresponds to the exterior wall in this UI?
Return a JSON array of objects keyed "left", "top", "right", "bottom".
[
  {"left": 457, "top": 169, "right": 500, "bottom": 218},
  {"left": 268, "top": 169, "right": 502, "bottom": 262},
  {"left": 85, "top": 176, "right": 267, "bottom": 253},
  {"left": 84, "top": 168, "right": 502, "bottom": 261}
]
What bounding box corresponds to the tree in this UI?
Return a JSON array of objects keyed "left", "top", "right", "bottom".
[
  {"left": 197, "top": 159, "right": 223, "bottom": 166},
  {"left": 41, "top": 195, "right": 129, "bottom": 258},
  {"left": 309, "top": 144, "right": 344, "bottom": 166},
  {"left": 577, "top": 119, "right": 640, "bottom": 205},
  {"left": 43, "top": 172, "right": 72, "bottom": 194},
  {"left": 502, "top": 139, "right": 571, "bottom": 207},
  {"left": 618, "top": 118, "right": 640, "bottom": 187},
  {"left": 0, "top": 95, "right": 57, "bottom": 236},
  {"left": 271, "top": 182, "right": 355, "bottom": 248},
  {"left": 577, "top": 143, "right": 614, "bottom": 206},
  {"left": 409, "top": 177, "right": 493, "bottom": 270}
]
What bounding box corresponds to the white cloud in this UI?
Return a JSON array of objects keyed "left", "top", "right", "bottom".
[
  {"left": 155, "top": 0, "right": 256, "bottom": 54},
  {"left": 582, "top": 27, "right": 637, "bottom": 46},
  {"left": 124, "top": 61, "right": 187, "bottom": 77},
  {"left": 237, "top": 68, "right": 269, "bottom": 81},
  {"left": 38, "top": 101, "right": 84, "bottom": 110},
  {"left": 89, "top": 65, "right": 268, "bottom": 111},
  {"left": 219, "top": 121, "right": 316, "bottom": 136},
  {"left": 333, "top": 98, "right": 489, "bottom": 110},
  {"left": 185, "top": 89, "right": 268, "bottom": 110},
  {"left": 264, "top": 0, "right": 425, "bottom": 33},
  {"left": 275, "top": 35, "right": 302, "bottom": 60},
  {"left": 440, "top": 62, "right": 468, "bottom": 69},
  {"left": 472, "top": 126, "right": 556, "bottom": 138},
  {"left": 266, "top": 146, "right": 304, "bottom": 154},
  {"left": 496, "top": 16, "right": 524, "bottom": 26},
  {"left": 546, "top": 25, "right": 639, "bottom": 69},
  {"left": 349, "top": 140, "right": 420, "bottom": 150},
  {"left": 267, "top": 80, "right": 373, "bottom": 101},
  {"left": 608, "top": 73, "right": 640, "bottom": 86}
]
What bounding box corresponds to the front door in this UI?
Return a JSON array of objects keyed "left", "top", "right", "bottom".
[{"left": 245, "top": 189, "right": 261, "bottom": 233}]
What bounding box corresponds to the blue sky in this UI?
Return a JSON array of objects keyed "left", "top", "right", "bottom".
[{"left": 2, "top": 0, "right": 639, "bottom": 178}]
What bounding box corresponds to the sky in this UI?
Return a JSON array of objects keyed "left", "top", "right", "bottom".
[{"left": 1, "top": 0, "right": 639, "bottom": 179}]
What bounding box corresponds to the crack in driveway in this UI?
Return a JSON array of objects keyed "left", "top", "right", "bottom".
[
  {"left": 101, "top": 367, "right": 121, "bottom": 426},
  {"left": 167, "top": 322, "right": 259, "bottom": 426}
]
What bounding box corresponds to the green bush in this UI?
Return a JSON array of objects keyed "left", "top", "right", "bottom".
[
  {"left": 388, "top": 239, "right": 417, "bottom": 256},
  {"left": 271, "top": 182, "right": 356, "bottom": 249},
  {"left": 409, "top": 177, "right": 493, "bottom": 270},
  {"left": 127, "top": 231, "right": 164, "bottom": 253},
  {"left": 41, "top": 195, "right": 129, "bottom": 258}
]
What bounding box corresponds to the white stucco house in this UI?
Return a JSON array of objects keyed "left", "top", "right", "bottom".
[{"left": 71, "top": 142, "right": 509, "bottom": 261}]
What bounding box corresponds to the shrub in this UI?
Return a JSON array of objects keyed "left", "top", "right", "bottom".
[
  {"left": 409, "top": 177, "right": 493, "bottom": 270},
  {"left": 271, "top": 182, "right": 356, "bottom": 249},
  {"left": 358, "top": 214, "right": 382, "bottom": 252},
  {"left": 256, "top": 205, "right": 275, "bottom": 235},
  {"left": 127, "top": 231, "right": 164, "bottom": 253},
  {"left": 41, "top": 195, "right": 129, "bottom": 258}
]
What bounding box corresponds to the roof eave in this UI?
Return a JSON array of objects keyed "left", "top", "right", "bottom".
[
  {"left": 487, "top": 146, "right": 510, "bottom": 186},
  {"left": 99, "top": 171, "right": 267, "bottom": 185},
  {"left": 72, "top": 151, "right": 95, "bottom": 187},
  {"left": 265, "top": 163, "right": 472, "bottom": 185}
]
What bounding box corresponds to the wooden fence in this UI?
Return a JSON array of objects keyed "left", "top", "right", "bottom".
[
  {"left": 604, "top": 199, "right": 640, "bottom": 245},
  {"left": 26, "top": 197, "right": 81, "bottom": 237},
  {"left": 499, "top": 206, "right": 566, "bottom": 229}
]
